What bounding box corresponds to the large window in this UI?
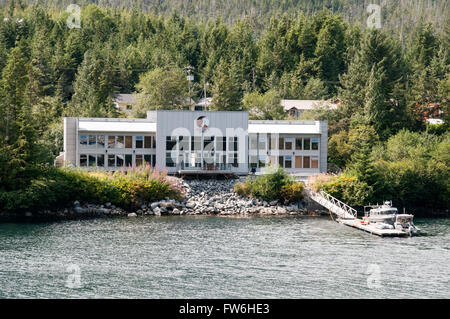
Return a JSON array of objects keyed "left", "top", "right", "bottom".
[
  {"left": 136, "top": 136, "right": 143, "bottom": 149},
  {"left": 108, "top": 155, "right": 115, "bottom": 167},
  {"left": 278, "top": 138, "right": 284, "bottom": 150},
  {"left": 311, "top": 156, "right": 319, "bottom": 169},
  {"left": 125, "top": 154, "right": 132, "bottom": 167},
  {"left": 304, "top": 138, "right": 311, "bottom": 150},
  {"left": 204, "top": 136, "right": 214, "bottom": 152},
  {"left": 179, "top": 136, "right": 189, "bottom": 151},
  {"left": 125, "top": 136, "right": 133, "bottom": 148},
  {"left": 166, "top": 152, "right": 176, "bottom": 167},
  {"left": 285, "top": 156, "right": 292, "bottom": 168},
  {"left": 217, "top": 137, "right": 226, "bottom": 151},
  {"left": 296, "top": 138, "right": 302, "bottom": 150},
  {"left": 249, "top": 135, "right": 257, "bottom": 150},
  {"left": 285, "top": 138, "right": 293, "bottom": 150},
  {"left": 88, "top": 135, "right": 96, "bottom": 148},
  {"left": 116, "top": 155, "right": 124, "bottom": 167},
  {"left": 108, "top": 136, "right": 115, "bottom": 148},
  {"left": 258, "top": 155, "right": 266, "bottom": 168},
  {"left": 191, "top": 136, "right": 201, "bottom": 151},
  {"left": 258, "top": 136, "right": 267, "bottom": 150},
  {"left": 228, "top": 137, "right": 238, "bottom": 152},
  {"left": 312, "top": 138, "right": 319, "bottom": 150},
  {"left": 144, "top": 136, "right": 152, "bottom": 149},
  {"left": 116, "top": 136, "right": 124, "bottom": 149},
  {"left": 79, "top": 135, "right": 88, "bottom": 148},
  {"left": 97, "top": 154, "right": 105, "bottom": 167},
  {"left": 303, "top": 156, "right": 310, "bottom": 169},
  {"left": 80, "top": 154, "right": 87, "bottom": 167},
  {"left": 249, "top": 156, "right": 257, "bottom": 169},
  {"left": 166, "top": 136, "right": 177, "bottom": 151}
]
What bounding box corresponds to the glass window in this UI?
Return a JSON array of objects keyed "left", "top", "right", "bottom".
[
  {"left": 152, "top": 155, "right": 156, "bottom": 166},
  {"left": 312, "top": 138, "right": 319, "bottom": 150},
  {"left": 143, "top": 136, "right": 151, "bottom": 149},
  {"left": 125, "top": 154, "right": 132, "bottom": 167},
  {"left": 230, "top": 153, "right": 238, "bottom": 167},
  {"left": 144, "top": 155, "right": 152, "bottom": 166},
  {"left": 249, "top": 155, "right": 258, "bottom": 169},
  {"left": 116, "top": 136, "right": 124, "bottom": 149},
  {"left": 296, "top": 138, "right": 302, "bottom": 150},
  {"left": 179, "top": 136, "right": 189, "bottom": 151},
  {"left": 125, "top": 136, "right": 133, "bottom": 149},
  {"left": 258, "top": 136, "right": 267, "bottom": 150},
  {"left": 285, "top": 138, "right": 293, "bottom": 150},
  {"left": 166, "top": 136, "right": 177, "bottom": 151},
  {"left": 80, "top": 154, "right": 87, "bottom": 167},
  {"left": 108, "top": 136, "right": 115, "bottom": 149},
  {"left": 97, "top": 135, "right": 105, "bottom": 149},
  {"left": 136, "top": 136, "right": 144, "bottom": 149},
  {"left": 97, "top": 154, "right": 105, "bottom": 167},
  {"left": 311, "top": 157, "right": 319, "bottom": 169},
  {"left": 204, "top": 136, "right": 214, "bottom": 151},
  {"left": 303, "top": 156, "right": 310, "bottom": 169},
  {"left": 191, "top": 136, "right": 201, "bottom": 151},
  {"left": 80, "top": 135, "right": 88, "bottom": 148},
  {"left": 228, "top": 137, "right": 238, "bottom": 152},
  {"left": 279, "top": 138, "right": 284, "bottom": 150},
  {"left": 278, "top": 156, "right": 284, "bottom": 168},
  {"left": 269, "top": 135, "right": 277, "bottom": 150},
  {"left": 285, "top": 156, "right": 292, "bottom": 168},
  {"left": 295, "top": 156, "right": 302, "bottom": 168},
  {"left": 88, "top": 135, "right": 96, "bottom": 148},
  {"left": 89, "top": 155, "right": 96, "bottom": 167},
  {"left": 249, "top": 135, "right": 257, "bottom": 150},
  {"left": 166, "top": 152, "right": 175, "bottom": 167},
  {"left": 217, "top": 137, "right": 226, "bottom": 151},
  {"left": 116, "top": 155, "right": 124, "bottom": 167},
  {"left": 259, "top": 156, "right": 266, "bottom": 168},
  {"left": 304, "top": 138, "right": 311, "bottom": 150},
  {"left": 108, "top": 155, "right": 115, "bottom": 167}
]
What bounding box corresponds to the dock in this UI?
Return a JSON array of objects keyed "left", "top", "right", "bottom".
[
  {"left": 338, "top": 219, "right": 408, "bottom": 237},
  {"left": 305, "top": 188, "right": 410, "bottom": 237}
]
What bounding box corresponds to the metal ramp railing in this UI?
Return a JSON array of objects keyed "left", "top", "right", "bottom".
[{"left": 305, "top": 188, "right": 357, "bottom": 220}]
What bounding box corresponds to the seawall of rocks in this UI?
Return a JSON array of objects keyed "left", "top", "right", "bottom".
[{"left": 0, "top": 178, "right": 328, "bottom": 221}]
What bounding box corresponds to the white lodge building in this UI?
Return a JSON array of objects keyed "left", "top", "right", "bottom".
[{"left": 61, "top": 110, "right": 328, "bottom": 177}]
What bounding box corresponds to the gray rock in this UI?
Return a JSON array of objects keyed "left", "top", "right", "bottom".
[
  {"left": 150, "top": 202, "right": 160, "bottom": 210},
  {"left": 153, "top": 207, "right": 162, "bottom": 216},
  {"left": 73, "top": 201, "right": 80, "bottom": 207},
  {"left": 128, "top": 213, "right": 137, "bottom": 217},
  {"left": 172, "top": 208, "right": 181, "bottom": 215}
]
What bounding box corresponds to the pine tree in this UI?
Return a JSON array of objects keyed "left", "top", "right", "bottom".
[{"left": 211, "top": 59, "right": 243, "bottom": 111}]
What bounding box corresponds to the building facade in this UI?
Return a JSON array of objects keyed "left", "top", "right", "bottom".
[{"left": 61, "top": 110, "right": 328, "bottom": 177}]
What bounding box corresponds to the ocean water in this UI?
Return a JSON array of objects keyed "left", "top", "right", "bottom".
[{"left": 0, "top": 216, "right": 448, "bottom": 298}]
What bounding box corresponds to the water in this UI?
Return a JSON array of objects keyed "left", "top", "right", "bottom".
[{"left": 0, "top": 216, "right": 448, "bottom": 298}]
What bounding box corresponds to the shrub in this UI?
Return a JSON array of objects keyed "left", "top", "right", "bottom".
[{"left": 280, "top": 183, "right": 304, "bottom": 203}]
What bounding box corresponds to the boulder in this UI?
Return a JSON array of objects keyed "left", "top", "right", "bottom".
[{"left": 128, "top": 213, "right": 137, "bottom": 217}]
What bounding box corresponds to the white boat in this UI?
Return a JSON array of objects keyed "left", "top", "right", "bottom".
[{"left": 363, "top": 201, "right": 420, "bottom": 236}]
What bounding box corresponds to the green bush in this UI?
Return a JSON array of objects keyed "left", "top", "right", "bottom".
[
  {"left": 317, "top": 173, "right": 373, "bottom": 206},
  {"left": 0, "top": 166, "right": 184, "bottom": 213},
  {"left": 234, "top": 166, "right": 304, "bottom": 203}
]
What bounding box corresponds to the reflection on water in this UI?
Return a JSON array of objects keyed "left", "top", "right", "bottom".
[{"left": 0, "top": 216, "right": 448, "bottom": 298}]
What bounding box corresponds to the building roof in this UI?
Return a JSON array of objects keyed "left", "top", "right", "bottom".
[
  {"left": 113, "top": 93, "right": 137, "bottom": 105},
  {"left": 78, "top": 119, "right": 156, "bottom": 133},
  {"left": 248, "top": 121, "right": 322, "bottom": 134},
  {"left": 281, "top": 99, "right": 338, "bottom": 111}
]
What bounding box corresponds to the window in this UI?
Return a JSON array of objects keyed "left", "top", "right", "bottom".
[
  {"left": 125, "top": 136, "right": 133, "bottom": 149},
  {"left": 88, "top": 135, "right": 96, "bottom": 148},
  {"left": 98, "top": 154, "right": 105, "bottom": 167},
  {"left": 228, "top": 137, "right": 238, "bottom": 152},
  {"left": 166, "top": 136, "right": 177, "bottom": 151},
  {"left": 285, "top": 156, "right": 292, "bottom": 168},
  {"left": 116, "top": 136, "right": 124, "bottom": 149},
  {"left": 144, "top": 136, "right": 152, "bottom": 149},
  {"left": 80, "top": 154, "right": 87, "bottom": 167},
  {"left": 136, "top": 136, "right": 144, "bottom": 149},
  {"left": 285, "top": 138, "right": 293, "bottom": 150},
  {"left": 269, "top": 135, "right": 276, "bottom": 150},
  {"left": 204, "top": 136, "right": 214, "bottom": 151},
  {"left": 179, "top": 136, "right": 189, "bottom": 151},
  {"left": 80, "top": 135, "right": 88, "bottom": 148},
  {"left": 258, "top": 136, "right": 267, "bottom": 150},
  {"left": 166, "top": 152, "right": 176, "bottom": 167},
  {"left": 258, "top": 156, "right": 266, "bottom": 168},
  {"left": 278, "top": 156, "right": 284, "bottom": 168},
  {"left": 304, "top": 138, "right": 311, "bottom": 150},
  {"left": 97, "top": 135, "right": 105, "bottom": 149},
  {"left": 279, "top": 138, "right": 284, "bottom": 150},
  {"left": 295, "top": 156, "right": 302, "bottom": 169},
  {"left": 191, "top": 136, "right": 201, "bottom": 151},
  {"left": 312, "top": 138, "right": 319, "bottom": 150},
  {"left": 116, "top": 155, "right": 124, "bottom": 167},
  {"left": 303, "top": 156, "right": 310, "bottom": 169},
  {"left": 249, "top": 135, "right": 257, "bottom": 150},
  {"left": 152, "top": 155, "right": 156, "bottom": 166},
  {"left": 296, "top": 138, "right": 302, "bottom": 150},
  {"left": 108, "top": 136, "right": 115, "bottom": 149},
  {"left": 144, "top": 155, "right": 152, "bottom": 166},
  {"left": 311, "top": 157, "right": 319, "bottom": 169},
  {"left": 125, "top": 154, "right": 132, "bottom": 167},
  {"left": 249, "top": 156, "right": 257, "bottom": 169},
  {"left": 217, "top": 137, "right": 226, "bottom": 151},
  {"left": 229, "top": 153, "right": 238, "bottom": 167},
  {"left": 108, "top": 155, "right": 115, "bottom": 167},
  {"left": 89, "top": 155, "right": 96, "bottom": 167},
  {"left": 126, "top": 105, "right": 132, "bottom": 110}
]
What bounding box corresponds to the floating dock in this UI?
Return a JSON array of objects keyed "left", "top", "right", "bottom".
[{"left": 338, "top": 219, "right": 409, "bottom": 237}]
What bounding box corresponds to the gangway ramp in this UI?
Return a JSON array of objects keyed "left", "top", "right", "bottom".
[{"left": 305, "top": 188, "right": 357, "bottom": 220}]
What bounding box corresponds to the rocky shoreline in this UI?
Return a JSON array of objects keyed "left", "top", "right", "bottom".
[{"left": 0, "top": 178, "right": 328, "bottom": 222}]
